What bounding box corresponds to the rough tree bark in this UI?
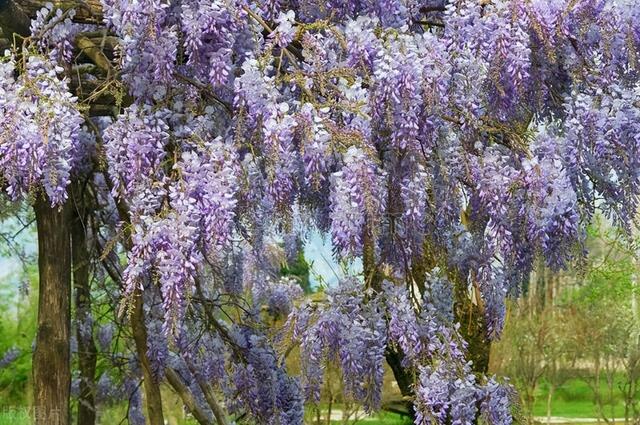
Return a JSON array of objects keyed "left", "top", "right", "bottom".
[
  {"left": 385, "top": 348, "right": 417, "bottom": 418},
  {"left": 71, "top": 195, "right": 98, "bottom": 425},
  {"left": 33, "top": 197, "right": 72, "bottom": 425}
]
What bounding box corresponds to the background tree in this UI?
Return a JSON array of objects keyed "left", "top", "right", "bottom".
[{"left": 494, "top": 220, "right": 640, "bottom": 423}]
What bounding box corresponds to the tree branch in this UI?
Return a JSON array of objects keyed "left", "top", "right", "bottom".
[{"left": 165, "top": 368, "right": 214, "bottom": 425}]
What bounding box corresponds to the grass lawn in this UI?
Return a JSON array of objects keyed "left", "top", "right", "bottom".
[
  {"left": 3, "top": 377, "right": 636, "bottom": 425},
  {"left": 531, "top": 376, "right": 631, "bottom": 418},
  {"left": 327, "top": 410, "right": 411, "bottom": 425}
]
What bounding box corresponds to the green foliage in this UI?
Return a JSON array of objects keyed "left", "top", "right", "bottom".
[
  {"left": 0, "top": 408, "right": 30, "bottom": 425},
  {"left": 0, "top": 266, "right": 38, "bottom": 407},
  {"left": 281, "top": 249, "right": 312, "bottom": 294},
  {"left": 575, "top": 219, "right": 638, "bottom": 304}
]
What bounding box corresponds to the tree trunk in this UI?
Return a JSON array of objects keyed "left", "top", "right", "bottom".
[
  {"left": 326, "top": 390, "right": 333, "bottom": 425},
  {"left": 546, "top": 385, "right": 554, "bottom": 424},
  {"left": 130, "top": 290, "right": 165, "bottom": 425},
  {"left": 546, "top": 272, "right": 555, "bottom": 309},
  {"left": 457, "top": 299, "right": 491, "bottom": 374},
  {"left": 385, "top": 348, "right": 416, "bottom": 418},
  {"left": 453, "top": 270, "right": 491, "bottom": 374},
  {"left": 33, "top": 198, "right": 72, "bottom": 425},
  {"left": 72, "top": 208, "right": 97, "bottom": 425},
  {"left": 362, "top": 223, "right": 417, "bottom": 419},
  {"left": 536, "top": 259, "right": 547, "bottom": 312}
]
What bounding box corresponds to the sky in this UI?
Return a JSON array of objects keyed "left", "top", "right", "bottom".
[
  {"left": 0, "top": 223, "right": 354, "bottom": 293},
  {"left": 0, "top": 257, "right": 20, "bottom": 280},
  {"left": 303, "top": 229, "right": 362, "bottom": 288},
  {"left": 0, "top": 215, "right": 35, "bottom": 288}
]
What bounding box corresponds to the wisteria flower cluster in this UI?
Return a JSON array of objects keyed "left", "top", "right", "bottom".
[
  {"left": 2, "top": 0, "right": 640, "bottom": 423},
  {"left": 84, "top": 0, "right": 640, "bottom": 420},
  {"left": 0, "top": 54, "right": 83, "bottom": 205}
]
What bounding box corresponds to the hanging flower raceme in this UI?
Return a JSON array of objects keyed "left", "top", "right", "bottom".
[
  {"left": 371, "top": 34, "right": 424, "bottom": 152},
  {"left": 101, "top": 0, "right": 178, "bottom": 98},
  {"left": 252, "top": 276, "right": 304, "bottom": 318},
  {"left": 329, "top": 146, "right": 385, "bottom": 258},
  {"left": 399, "top": 160, "right": 430, "bottom": 254},
  {"left": 523, "top": 130, "right": 581, "bottom": 269},
  {"left": 287, "top": 279, "right": 387, "bottom": 411},
  {"left": 262, "top": 103, "right": 300, "bottom": 209},
  {"left": 181, "top": 0, "right": 242, "bottom": 87},
  {"left": 121, "top": 213, "right": 202, "bottom": 336},
  {"left": 30, "top": 4, "right": 82, "bottom": 65},
  {"left": 171, "top": 136, "right": 239, "bottom": 251},
  {"left": 563, "top": 84, "right": 640, "bottom": 230},
  {"left": 298, "top": 103, "right": 332, "bottom": 191},
  {"left": 225, "top": 327, "right": 304, "bottom": 424},
  {"left": 103, "top": 104, "right": 171, "bottom": 215},
  {"left": 0, "top": 54, "right": 83, "bottom": 205}
]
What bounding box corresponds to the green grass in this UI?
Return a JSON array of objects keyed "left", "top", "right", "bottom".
[
  {"left": 304, "top": 404, "right": 411, "bottom": 425},
  {"left": 2, "top": 376, "right": 636, "bottom": 425},
  {"left": 531, "top": 376, "right": 631, "bottom": 418},
  {"left": 361, "top": 411, "right": 412, "bottom": 425},
  {"left": 328, "top": 411, "right": 412, "bottom": 425},
  {"left": 0, "top": 409, "right": 30, "bottom": 425}
]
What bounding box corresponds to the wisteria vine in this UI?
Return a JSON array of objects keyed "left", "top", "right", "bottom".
[{"left": 0, "top": 0, "right": 639, "bottom": 423}]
